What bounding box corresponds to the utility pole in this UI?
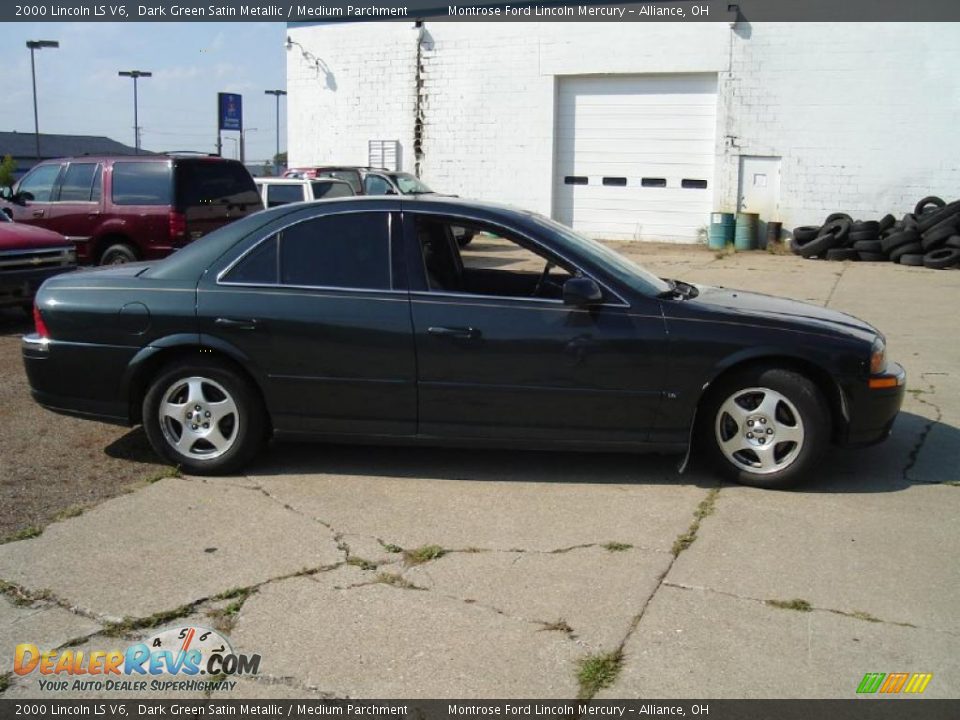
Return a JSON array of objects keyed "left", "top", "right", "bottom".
[
  {"left": 264, "top": 89, "right": 287, "bottom": 172},
  {"left": 26, "top": 40, "right": 60, "bottom": 161}
]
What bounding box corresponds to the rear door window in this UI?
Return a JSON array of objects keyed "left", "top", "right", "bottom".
[
  {"left": 316, "top": 170, "right": 362, "bottom": 194},
  {"left": 280, "top": 212, "right": 390, "bottom": 289},
  {"left": 176, "top": 161, "right": 260, "bottom": 209},
  {"left": 112, "top": 161, "right": 172, "bottom": 205},
  {"left": 266, "top": 184, "right": 305, "bottom": 207},
  {"left": 17, "top": 164, "right": 62, "bottom": 202},
  {"left": 312, "top": 181, "right": 353, "bottom": 199},
  {"left": 58, "top": 163, "right": 100, "bottom": 202}
]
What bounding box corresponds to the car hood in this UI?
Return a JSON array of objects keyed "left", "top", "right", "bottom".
[
  {"left": 0, "top": 223, "right": 70, "bottom": 251},
  {"left": 688, "top": 284, "right": 878, "bottom": 337}
]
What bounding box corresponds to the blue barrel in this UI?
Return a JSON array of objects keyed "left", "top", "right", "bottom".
[
  {"left": 734, "top": 212, "right": 759, "bottom": 250},
  {"left": 708, "top": 212, "right": 735, "bottom": 249}
]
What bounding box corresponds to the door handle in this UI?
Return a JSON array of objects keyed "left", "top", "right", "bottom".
[
  {"left": 215, "top": 317, "right": 258, "bottom": 331},
  {"left": 428, "top": 326, "right": 480, "bottom": 340},
  {"left": 32, "top": 209, "right": 45, "bottom": 218}
]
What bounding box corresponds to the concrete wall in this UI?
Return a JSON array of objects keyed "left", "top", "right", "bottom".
[{"left": 287, "top": 21, "right": 960, "bottom": 238}]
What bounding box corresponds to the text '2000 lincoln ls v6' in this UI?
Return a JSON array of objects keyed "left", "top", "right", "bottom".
[{"left": 21, "top": 197, "right": 905, "bottom": 489}]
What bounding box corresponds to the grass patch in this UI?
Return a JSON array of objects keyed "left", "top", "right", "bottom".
[
  {"left": 102, "top": 603, "right": 194, "bottom": 637},
  {"left": 346, "top": 557, "right": 378, "bottom": 571},
  {"left": 766, "top": 598, "right": 813, "bottom": 612},
  {"left": 0, "top": 672, "right": 10, "bottom": 694},
  {"left": 671, "top": 488, "right": 719, "bottom": 557},
  {"left": 143, "top": 466, "right": 182, "bottom": 484},
  {"left": 1, "top": 526, "right": 43, "bottom": 544},
  {"left": 52, "top": 506, "right": 85, "bottom": 522},
  {"left": 0, "top": 580, "right": 53, "bottom": 607},
  {"left": 207, "top": 588, "right": 255, "bottom": 634},
  {"left": 402, "top": 544, "right": 446, "bottom": 565},
  {"left": 576, "top": 650, "right": 623, "bottom": 699},
  {"left": 539, "top": 619, "right": 573, "bottom": 634},
  {"left": 214, "top": 587, "right": 253, "bottom": 601},
  {"left": 602, "top": 542, "right": 632, "bottom": 552},
  {"left": 374, "top": 572, "right": 419, "bottom": 590},
  {"left": 380, "top": 542, "right": 403, "bottom": 554},
  {"left": 943, "top": 480, "right": 960, "bottom": 487}
]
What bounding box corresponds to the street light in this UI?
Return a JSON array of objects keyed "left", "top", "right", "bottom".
[
  {"left": 118, "top": 70, "right": 152, "bottom": 154},
  {"left": 240, "top": 127, "right": 257, "bottom": 164},
  {"left": 264, "top": 89, "right": 287, "bottom": 171},
  {"left": 26, "top": 40, "right": 59, "bottom": 161}
]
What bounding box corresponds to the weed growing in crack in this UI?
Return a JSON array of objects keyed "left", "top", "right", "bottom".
[
  {"left": 0, "top": 672, "right": 10, "bottom": 694},
  {"left": 346, "top": 557, "right": 379, "bottom": 571},
  {"left": 207, "top": 589, "right": 255, "bottom": 635},
  {"left": 766, "top": 598, "right": 813, "bottom": 612},
  {"left": 403, "top": 544, "right": 446, "bottom": 565},
  {"left": 0, "top": 580, "right": 53, "bottom": 607},
  {"left": 1, "top": 526, "right": 43, "bottom": 544},
  {"left": 602, "top": 542, "right": 633, "bottom": 552},
  {"left": 144, "top": 466, "right": 182, "bottom": 484},
  {"left": 102, "top": 604, "right": 195, "bottom": 637},
  {"left": 381, "top": 543, "right": 403, "bottom": 554},
  {"left": 671, "top": 488, "right": 719, "bottom": 556},
  {"left": 375, "top": 572, "right": 419, "bottom": 590},
  {"left": 576, "top": 650, "right": 623, "bottom": 699},
  {"left": 52, "top": 506, "right": 85, "bottom": 522},
  {"left": 215, "top": 587, "right": 253, "bottom": 601},
  {"left": 850, "top": 610, "right": 881, "bottom": 623}
]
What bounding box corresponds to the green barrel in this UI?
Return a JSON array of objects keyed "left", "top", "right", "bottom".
[
  {"left": 708, "top": 212, "right": 735, "bottom": 249},
  {"left": 734, "top": 212, "right": 759, "bottom": 250}
]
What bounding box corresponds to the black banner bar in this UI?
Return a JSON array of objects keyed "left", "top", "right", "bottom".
[
  {"left": 2, "top": 0, "right": 960, "bottom": 22},
  {"left": 0, "top": 700, "right": 958, "bottom": 720}
]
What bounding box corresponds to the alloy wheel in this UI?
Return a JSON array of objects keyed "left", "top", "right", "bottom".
[
  {"left": 158, "top": 375, "right": 240, "bottom": 461},
  {"left": 714, "top": 386, "right": 805, "bottom": 475}
]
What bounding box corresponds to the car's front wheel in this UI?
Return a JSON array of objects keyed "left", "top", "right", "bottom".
[
  {"left": 143, "top": 359, "right": 264, "bottom": 475},
  {"left": 701, "top": 366, "right": 830, "bottom": 489}
]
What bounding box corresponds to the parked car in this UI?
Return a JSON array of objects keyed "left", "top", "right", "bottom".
[
  {"left": 0, "top": 212, "right": 75, "bottom": 311},
  {"left": 0, "top": 154, "right": 261, "bottom": 266},
  {"left": 255, "top": 177, "right": 355, "bottom": 208},
  {"left": 282, "top": 166, "right": 364, "bottom": 193},
  {"left": 22, "top": 196, "right": 905, "bottom": 489}
]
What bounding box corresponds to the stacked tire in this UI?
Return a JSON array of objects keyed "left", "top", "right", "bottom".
[{"left": 790, "top": 196, "right": 960, "bottom": 269}]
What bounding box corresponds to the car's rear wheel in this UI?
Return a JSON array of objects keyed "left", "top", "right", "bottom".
[
  {"left": 100, "top": 243, "right": 138, "bottom": 265},
  {"left": 143, "top": 359, "right": 264, "bottom": 475},
  {"left": 701, "top": 366, "right": 830, "bottom": 489}
]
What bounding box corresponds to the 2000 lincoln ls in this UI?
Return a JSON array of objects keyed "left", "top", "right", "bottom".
[{"left": 22, "top": 197, "right": 905, "bottom": 489}]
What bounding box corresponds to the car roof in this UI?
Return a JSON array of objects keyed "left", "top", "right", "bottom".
[
  {"left": 255, "top": 177, "right": 352, "bottom": 185},
  {"left": 36, "top": 154, "right": 240, "bottom": 164}
]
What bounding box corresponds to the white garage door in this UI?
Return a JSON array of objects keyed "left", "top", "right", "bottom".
[{"left": 553, "top": 74, "right": 718, "bottom": 243}]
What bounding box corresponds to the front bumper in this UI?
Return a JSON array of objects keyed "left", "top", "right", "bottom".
[{"left": 842, "top": 362, "right": 907, "bottom": 446}]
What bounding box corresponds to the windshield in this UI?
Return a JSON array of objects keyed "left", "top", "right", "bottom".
[
  {"left": 527, "top": 214, "right": 671, "bottom": 295},
  {"left": 393, "top": 173, "right": 432, "bottom": 194}
]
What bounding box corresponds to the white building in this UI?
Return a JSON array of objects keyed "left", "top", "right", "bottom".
[{"left": 286, "top": 21, "right": 960, "bottom": 242}]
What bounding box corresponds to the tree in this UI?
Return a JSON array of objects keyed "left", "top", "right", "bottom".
[
  {"left": 0, "top": 155, "right": 17, "bottom": 190},
  {"left": 273, "top": 151, "right": 287, "bottom": 168}
]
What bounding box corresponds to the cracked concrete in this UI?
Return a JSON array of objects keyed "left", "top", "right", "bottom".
[{"left": 1, "top": 249, "right": 957, "bottom": 699}]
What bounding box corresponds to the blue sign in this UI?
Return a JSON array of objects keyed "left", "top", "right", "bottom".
[{"left": 218, "top": 92, "right": 242, "bottom": 131}]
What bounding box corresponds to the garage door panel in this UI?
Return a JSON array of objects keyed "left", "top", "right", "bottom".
[{"left": 554, "top": 73, "right": 718, "bottom": 242}]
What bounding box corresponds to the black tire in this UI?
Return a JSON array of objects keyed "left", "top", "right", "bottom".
[
  {"left": 849, "top": 229, "right": 879, "bottom": 243},
  {"left": 797, "top": 231, "right": 840, "bottom": 258},
  {"left": 917, "top": 200, "right": 960, "bottom": 232},
  {"left": 851, "top": 220, "right": 879, "bottom": 234},
  {"left": 922, "top": 247, "right": 960, "bottom": 269},
  {"left": 852, "top": 239, "right": 882, "bottom": 253},
  {"left": 100, "top": 243, "right": 138, "bottom": 265},
  {"left": 878, "top": 214, "right": 896, "bottom": 232},
  {"left": 902, "top": 213, "right": 919, "bottom": 230},
  {"left": 921, "top": 218, "right": 959, "bottom": 250},
  {"left": 880, "top": 229, "right": 921, "bottom": 254},
  {"left": 142, "top": 358, "right": 265, "bottom": 475},
  {"left": 889, "top": 242, "right": 922, "bottom": 263},
  {"left": 825, "top": 248, "right": 859, "bottom": 261},
  {"left": 898, "top": 254, "right": 925, "bottom": 267},
  {"left": 857, "top": 251, "right": 887, "bottom": 262},
  {"left": 699, "top": 365, "right": 831, "bottom": 490},
  {"left": 791, "top": 226, "right": 821, "bottom": 243},
  {"left": 914, "top": 196, "right": 945, "bottom": 216},
  {"left": 824, "top": 212, "right": 852, "bottom": 225},
  {"left": 946, "top": 235, "right": 960, "bottom": 250}
]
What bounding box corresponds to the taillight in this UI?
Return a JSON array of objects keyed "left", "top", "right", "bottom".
[
  {"left": 33, "top": 303, "right": 50, "bottom": 339},
  {"left": 169, "top": 210, "right": 187, "bottom": 242}
]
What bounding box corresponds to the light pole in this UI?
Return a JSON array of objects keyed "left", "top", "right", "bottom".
[
  {"left": 264, "top": 89, "right": 286, "bottom": 171},
  {"left": 118, "top": 70, "right": 152, "bottom": 154},
  {"left": 240, "top": 128, "right": 257, "bottom": 164},
  {"left": 224, "top": 137, "right": 239, "bottom": 160},
  {"left": 26, "top": 40, "right": 59, "bottom": 161}
]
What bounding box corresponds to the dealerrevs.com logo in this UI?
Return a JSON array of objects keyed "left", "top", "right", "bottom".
[{"left": 14, "top": 626, "right": 260, "bottom": 693}]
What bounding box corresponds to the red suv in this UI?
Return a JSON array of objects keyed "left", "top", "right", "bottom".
[{"left": 0, "top": 154, "right": 261, "bottom": 265}]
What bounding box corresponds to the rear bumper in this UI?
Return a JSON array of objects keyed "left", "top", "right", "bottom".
[
  {"left": 842, "top": 362, "right": 907, "bottom": 446},
  {"left": 0, "top": 266, "right": 75, "bottom": 307},
  {"left": 22, "top": 334, "right": 132, "bottom": 425}
]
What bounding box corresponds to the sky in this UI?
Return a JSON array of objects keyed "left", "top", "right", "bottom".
[{"left": 1, "top": 22, "right": 288, "bottom": 163}]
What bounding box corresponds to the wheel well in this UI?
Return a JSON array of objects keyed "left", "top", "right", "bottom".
[
  {"left": 94, "top": 234, "right": 138, "bottom": 263},
  {"left": 128, "top": 346, "right": 273, "bottom": 435},
  {"left": 699, "top": 356, "right": 847, "bottom": 443}
]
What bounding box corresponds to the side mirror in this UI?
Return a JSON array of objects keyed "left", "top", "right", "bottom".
[
  {"left": 563, "top": 277, "right": 603, "bottom": 307},
  {"left": 16, "top": 191, "right": 34, "bottom": 204}
]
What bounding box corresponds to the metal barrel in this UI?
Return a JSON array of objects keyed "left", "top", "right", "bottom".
[
  {"left": 734, "top": 212, "right": 759, "bottom": 250},
  {"left": 708, "top": 212, "right": 735, "bottom": 249}
]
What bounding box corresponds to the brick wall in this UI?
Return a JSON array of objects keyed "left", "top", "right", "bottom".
[{"left": 287, "top": 21, "right": 960, "bottom": 238}]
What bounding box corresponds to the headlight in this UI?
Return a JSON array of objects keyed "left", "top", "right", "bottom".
[{"left": 870, "top": 337, "right": 887, "bottom": 375}]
